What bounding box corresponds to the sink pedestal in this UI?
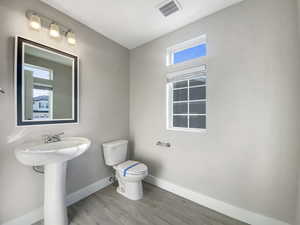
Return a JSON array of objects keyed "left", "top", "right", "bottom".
[
  {"left": 44, "top": 162, "right": 68, "bottom": 225},
  {"left": 14, "top": 137, "right": 91, "bottom": 225}
]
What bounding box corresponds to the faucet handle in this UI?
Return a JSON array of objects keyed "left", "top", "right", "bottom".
[
  {"left": 53, "top": 132, "right": 64, "bottom": 138},
  {"left": 42, "top": 134, "right": 51, "bottom": 143},
  {"left": 52, "top": 132, "right": 64, "bottom": 142}
]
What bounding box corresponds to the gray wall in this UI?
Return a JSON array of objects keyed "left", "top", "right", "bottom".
[
  {"left": 0, "top": 0, "right": 129, "bottom": 223},
  {"left": 130, "top": 0, "right": 300, "bottom": 224},
  {"left": 25, "top": 54, "right": 73, "bottom": 119},
  {"left": 296, "top": 1, "right": 300, "bottom": 224}
]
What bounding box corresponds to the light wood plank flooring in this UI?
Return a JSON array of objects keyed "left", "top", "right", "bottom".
[{"left": 34, "top": 183, "right": 248, "bottom": 225}]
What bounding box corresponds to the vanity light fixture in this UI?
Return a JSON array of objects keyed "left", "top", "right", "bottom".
[
  {"left": 26, "top": 10, "right": 77, "bottom": 45},
  {"left": 29, "top": 14, "right": 41, "bottom": 30},
  {"left": 66, "top": 31, "right": 76, "bottom": 45},
  {"left": 49, "top": 23, "right": 60, "bottom": 38}
]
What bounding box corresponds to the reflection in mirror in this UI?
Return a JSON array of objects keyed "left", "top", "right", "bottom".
[
  {"left": 16, "top": 37, "right": 78, "bottom": 126},
  {"left": 23, "top": 45, "right": 73, "bottom": 121}
]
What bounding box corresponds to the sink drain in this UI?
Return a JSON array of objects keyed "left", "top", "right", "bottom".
[{"left": 33, "top": 166, "right": 44, "bottom": 174}]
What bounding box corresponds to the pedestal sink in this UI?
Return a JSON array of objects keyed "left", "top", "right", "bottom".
[{"left": 15, "top": 137, "right": 91, "bottom": 225}]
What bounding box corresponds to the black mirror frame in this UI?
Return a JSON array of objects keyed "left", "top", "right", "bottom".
[{"left": 15, "top": 37, "right": 79, "bottom": 126}]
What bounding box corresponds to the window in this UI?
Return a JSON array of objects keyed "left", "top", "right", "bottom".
[
  {"left": 167, "top": 35, "right": 207, "bottom": 66},
  {"left": 23, "top": 64, "right": 54, "bottom": 120},
  {"left": 24, "top": 64, "right": 53, "bottom": 80},
  {"left": 32, "top": 86, "right": 53, "bottom": 120},
  {"left": 167, "top": 66, "right": 207, "bottom": 131}
]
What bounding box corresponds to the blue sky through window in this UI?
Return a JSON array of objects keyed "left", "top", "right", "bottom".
[{"left": 174, "top": 44, "right": 206, "bottom": 64}]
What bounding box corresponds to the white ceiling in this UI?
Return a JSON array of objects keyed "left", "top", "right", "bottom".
[{"left": 41, "top": 0, "right": 244, "bottom": 49}]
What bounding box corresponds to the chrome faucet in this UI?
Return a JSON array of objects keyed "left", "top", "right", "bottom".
[{"left": 43, "top": 132, "right": 64, "bottom": 144}]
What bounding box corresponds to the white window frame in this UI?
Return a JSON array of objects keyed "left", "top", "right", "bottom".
[
  {"left": 166, "top": 66, "right": 207, "bottom": 133},
  {"left": 166, "top": 34, "right": 207, "bottom": 67}
]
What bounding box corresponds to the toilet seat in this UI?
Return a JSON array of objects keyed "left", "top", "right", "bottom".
[{"left": 116, "top": 160, "right": 148, "bottom": 176}]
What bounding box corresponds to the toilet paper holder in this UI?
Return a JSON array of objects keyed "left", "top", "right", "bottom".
[{"left": 156, "top": 141, "right": 171, "bottom": 148}]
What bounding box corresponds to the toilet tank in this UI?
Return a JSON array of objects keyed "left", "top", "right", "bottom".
[{"left": 102, "top": 140, "right": 128, "bottom": 166}]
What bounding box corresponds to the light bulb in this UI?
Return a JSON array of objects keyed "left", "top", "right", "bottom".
[
  {"left": 49, "top": 23, "right": 60, "bottom": 38},
  {"left": 66, "top": 31, "right": 76, "bottom": 45},
  {"left": 29, "top": 14, "right": 41, "bottom": 30}
]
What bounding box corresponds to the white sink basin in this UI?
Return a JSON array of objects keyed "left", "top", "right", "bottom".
[
  {"left": 14, "top": 137, "right": 91, "bottom": 225},
  {"left": 15, "top": 137, "right": 91, "bottom": 166}
]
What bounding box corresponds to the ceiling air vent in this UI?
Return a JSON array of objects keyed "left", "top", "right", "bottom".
[{"left": 158, "top": 0, "right": 182, "bottom": 17}]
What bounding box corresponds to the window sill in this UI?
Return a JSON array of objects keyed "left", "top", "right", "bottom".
[{"left": 167, "top": 127, "right": 207, "bottom": 133}]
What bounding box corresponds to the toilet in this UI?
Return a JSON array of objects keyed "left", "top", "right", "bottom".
[{"left": 102, "top": 140, "right": 148, "bottom": 200}]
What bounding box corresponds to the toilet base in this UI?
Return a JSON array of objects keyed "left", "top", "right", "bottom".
[{"left": 116, "top": 179, "right": 144, "bottom": 200}]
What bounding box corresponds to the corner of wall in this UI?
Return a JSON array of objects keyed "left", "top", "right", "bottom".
[{"left": 294, "top": 1, "right": 300, "bottom": 224}]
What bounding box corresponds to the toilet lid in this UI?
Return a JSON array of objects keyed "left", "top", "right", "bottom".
[{"left": 117, "top": 160, "right": 148, "bottom": 176}]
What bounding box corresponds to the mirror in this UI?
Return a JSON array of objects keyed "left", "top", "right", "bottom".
[{"left": 15, "top": 37, "right": 79, "bottom": 126}]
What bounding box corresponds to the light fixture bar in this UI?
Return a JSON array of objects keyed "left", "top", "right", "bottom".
[
  {"left": 26, "top": 10, "right": 76, "bottom": 44},
  {"left": 26, "top": 10, "right": 71, "bottom": 36}
]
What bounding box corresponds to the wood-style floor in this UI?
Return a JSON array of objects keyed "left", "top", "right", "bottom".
[{"left": 34, "top": 182, "right": 248, "bottom": 225}]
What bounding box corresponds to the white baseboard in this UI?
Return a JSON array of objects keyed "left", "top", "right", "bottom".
[
  {"left": 3, "top": 175, "right": 290, "bottom": 225},
  {"left": 145, "top": 175, "right": 290, "bottom": 225},
  {"left": 2, "top": 176, "right": 113, "bottom": 225},
  {"left": 66, "top": 176, "right": 112, "bottom": 206}
]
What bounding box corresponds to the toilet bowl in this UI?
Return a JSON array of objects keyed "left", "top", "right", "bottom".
[
  {"left": 102, "top": 140, "right": 148, "bottom": 200},
  {"left": 114, "top": 160, "right": 148, "bottom": 200}
]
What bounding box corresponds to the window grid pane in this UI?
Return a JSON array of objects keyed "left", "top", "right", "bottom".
[
  {"left": 189, "top": 115, "right": 206, "bottom": 129},
  {"left": 173, "top": 115, "right": 188, "bottom": 128},
  {"left": 190, "top": 77, "right": 206, "bottom": 86},
  {"left": 173, "top": 88, "right": 188, "bottom": 101},
  {"left": 189, "top": 101, "right": 206, "bottom": 114},
  {"left": 173, "top": 102, "right": 188, "bottom": 114},
  {"left": 189, "top": 86, "right": 206, "bottom": 100},
  {"left": 173, "top": 80, "right": 188, "bottom": 89}
]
